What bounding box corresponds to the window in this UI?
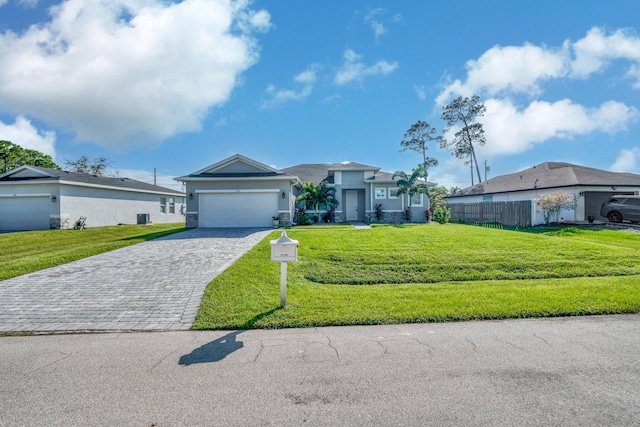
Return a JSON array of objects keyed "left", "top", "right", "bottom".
[
  {"left": 410, "top": 193, "right": 423, "bottom": 207},
  {"left": 169, "top": 198, "right": 175, "bottom": 213},
  {"left": 483, "top": 195, "right": 493, "bottom": 203},
  {"left": 160, "top": 197, "right": 167, "bottom": 214},
  {"left": 388, "top": 188, "right": 399, "bottom": 199},
  {"left": 375, "top": 188, "right": 386, "bottom": 199}
]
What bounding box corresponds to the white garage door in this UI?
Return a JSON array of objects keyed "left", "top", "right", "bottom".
[
  {"left": 199, "top": 191, "right": 278, "bottom": 227},
  {"left": 0, "top": 196, "right": 50, "bottom": 231}
]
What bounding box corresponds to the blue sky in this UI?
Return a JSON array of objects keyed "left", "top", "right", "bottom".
[{"left": 1, "top": 0, "right": 639, "bottom": 191}]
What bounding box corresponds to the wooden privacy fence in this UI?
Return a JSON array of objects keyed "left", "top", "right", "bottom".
[{"left": 449, "top": 201, "right": 532, "bottom": 227}]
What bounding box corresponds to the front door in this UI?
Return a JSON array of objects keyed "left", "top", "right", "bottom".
[{"left": 346, "top": 190, "right": 358, "bottom": 221}]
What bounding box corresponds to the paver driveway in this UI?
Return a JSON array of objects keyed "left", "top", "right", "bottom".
[{"left": 0, "top": 228, "right": 273, "bottom": 333}]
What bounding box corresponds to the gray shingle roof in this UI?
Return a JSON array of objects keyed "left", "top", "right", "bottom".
[
  {"left": 281, "top": 164, "right": 335, "bottom": 185},
  {"left": 450, "top": 162, "right": 640, "bottom": 197},
  {"left": 326, "top": 162, "right": 380, "bottom": 170},
  {"left": 1, "top": 166, "right": 184, "bottom": 196},
  {"left": 282, "top": 162, "right": 386, "bottom": 185}
]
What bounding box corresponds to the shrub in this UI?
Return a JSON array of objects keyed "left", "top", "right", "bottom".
[
  {"left": 374, "top": 203, "right": 383, "bottom": 221},
  {"left": 425, "top": 207, "right": 432, "bottom": 222},
  {"left": 537, "top": 190, "right": 577, "bottom": 225},
  {"left": 432, "top": 205, "right": 451, "bottom": 224},
  {"left": 296, "top": 207, "right": 313, "bottom": 225}
]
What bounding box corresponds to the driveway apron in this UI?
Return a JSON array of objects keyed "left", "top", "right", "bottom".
[{"left": 0, "top": 228, "right": 273, "bottom": 333}]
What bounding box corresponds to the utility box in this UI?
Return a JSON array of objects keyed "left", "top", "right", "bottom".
[
  {"left": 137, "top": 214, "right": 151, "bottom": 225},
  {"left": 270, "top": 231, "right": 299, "bottom": 262}
]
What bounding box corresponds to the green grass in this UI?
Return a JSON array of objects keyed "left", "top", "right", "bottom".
[
  {"left": 193, "top": 224, "right": 640, "bottom": 329},
  {"left": 0, "top": 223, "right": 186, "bottom": 281}
]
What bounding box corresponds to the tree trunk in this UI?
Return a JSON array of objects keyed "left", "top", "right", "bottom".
[{"left": 469, "top": 144, "right": 482, "bottom": 184}]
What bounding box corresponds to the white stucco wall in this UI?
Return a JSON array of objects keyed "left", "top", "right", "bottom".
[
  {"left": 447, "top": 186, "right": 640, "bottom": 225},
  {"left": 60, "top": 184, "right": 185, "bottom": 227}
]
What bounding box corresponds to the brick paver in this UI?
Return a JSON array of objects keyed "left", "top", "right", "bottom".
[{"left": 0, "top": 228, "right": 272, "bottom": 332}]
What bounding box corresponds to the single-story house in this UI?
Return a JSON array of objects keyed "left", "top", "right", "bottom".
[
  {"left": 0, "top": 165, "right": 185, "bottom": 231},
  {"left": 446, "top": 162, "right": 640, "bottom": 225},
  {"left": 176, "top": 154, "right": 434, "bottom": 228}
]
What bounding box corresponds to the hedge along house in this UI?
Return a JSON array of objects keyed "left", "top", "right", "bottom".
[
  {"left": 176, "top": 154, "right": 435, "bottom": 228},
  {"left": 282, "top": 162, "right": 435, "bottom": 223},
  {"left": 446, "top": 162, "right": 640, "bottom": 225},
  {"left": 0, "top": 165, "right": 185, "bottom": 231}
]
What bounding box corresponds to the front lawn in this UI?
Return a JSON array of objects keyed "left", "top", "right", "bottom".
[
  {"left": 193, "top": 224, "right": 640, "bottom": 329},
  {"left": 0, "top": 223, "right": 186, "bottom": 281}
]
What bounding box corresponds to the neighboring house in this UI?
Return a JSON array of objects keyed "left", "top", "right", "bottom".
[
  {"left": 0, "top": 166, "right": 185, "bottom": 231},
  {"left": 446, "top": 162, "right": 640, "bottom": 225},
  {"left": 176, "top": 154, "right": 434, "bottom": 228}
]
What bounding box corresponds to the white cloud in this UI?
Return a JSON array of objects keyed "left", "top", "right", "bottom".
[
  {"left": 18, "top": 0, "right": 39, "bottom": 8},
  {"left": 611, "top": 147, "right": 640, "bottom": 172},
  {"left": 335, "top": 49, "right": 398, "bottom": 85},
  {"left": 571, "top": 27, "right": 640, "bottom": 79},
  {"left": 437, "top": 26, "right": 640, "bottom": 104},
  {"left": 364, "top": 8, "right": 387, "bottom": 39},
  {"left": 430, "top": 159, "right": 475, "bottom": 189},
  {"left": 294, "top": 67, "right": 318, "bottom": 84},
  {"left": 261, "top": 85, "right": 313, "bottom": 109},
  {"left": 626, "top": 65, "right": 640, "bottom": 89},
  {"left": 436, "top": 43, "right": 568, "bottom": 104},
  {"left": 413, "top": 84, "right": 426, "bottom": 100},
  {"left": 479, "top": 98, "right": 638, "bottom": 156},
  {"left": 260, "top": 65, "right": 318, "bottom": 108},
  {"left": 0, "top": 115, "right": 56, "bottom": 157},
  {"left": 0, "top": 0, "right": 9, "bottom": 6},
  {"left": 0, "top": 0, "right": 270, "bottom": 149}
]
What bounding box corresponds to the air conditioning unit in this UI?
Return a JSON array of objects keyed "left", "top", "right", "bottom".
[{"left": 137, "top": 214, "right": 151, "bottom": 225}]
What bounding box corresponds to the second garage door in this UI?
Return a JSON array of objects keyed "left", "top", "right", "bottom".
[
  {"left": 0, "top": 196, "right": 50, "bottom": 231},
  {"left": 199, "top": 191, "right": 278, "bottom": 227}
]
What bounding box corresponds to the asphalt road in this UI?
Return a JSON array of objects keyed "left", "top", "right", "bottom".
[{"left": 1, "top": 315, "right": 639, "bottom": 426}]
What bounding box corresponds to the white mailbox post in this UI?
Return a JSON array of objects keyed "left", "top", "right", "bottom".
[{"left": 270, "top": 231, "right": 299, "bottom": 308}]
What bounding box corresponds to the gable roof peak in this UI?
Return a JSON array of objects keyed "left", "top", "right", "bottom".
[{"left": 188, "top": 153, "right": 284, "bottom": 176}]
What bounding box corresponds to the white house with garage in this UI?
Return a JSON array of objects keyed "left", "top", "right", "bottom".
[
  {"left": 0, "top": 165, "right": 185, "bottom": 231},
  {"left": 446, "top": 162, "right": 640, "bottom": 225},
  {"left": 176, "top": 154, "right": 434, "bottom": 228}
]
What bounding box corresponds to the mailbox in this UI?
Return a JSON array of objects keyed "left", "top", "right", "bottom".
[{"left": 270, "top": 231, "right": 299, "bottom": 262}]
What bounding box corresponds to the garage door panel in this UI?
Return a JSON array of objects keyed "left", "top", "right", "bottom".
[
  {"left": 0, "top": 197, "right": 50, "bottom": 231},
  {"left": 199, "top": 192, "right": 278, "bottom": 227}
]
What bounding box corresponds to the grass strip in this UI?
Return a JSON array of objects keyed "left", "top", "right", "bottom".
[{"left": 0, "top": 223, "right": 186, "bottom": 281}]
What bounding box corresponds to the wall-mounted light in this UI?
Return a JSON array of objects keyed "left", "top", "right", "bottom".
[
  {"left": 611, "top": 186, "right": 617, "bottom": 191},
  {"left": 579, "top": 191, "right": 585, "bottom": 197},
  {"left": 189, "top": 192, "right": 193, "bottom": 200},
  {"left": 51, "top": 195, "right": 56, "bottom": 202},
  {"left": 281, "top": 191, "right": 286, "bottom": 199}
]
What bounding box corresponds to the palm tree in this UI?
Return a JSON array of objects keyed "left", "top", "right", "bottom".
[
  {"left": 296, "top": 181, "right": 337, "bottom": 222},
  {"left": 392, "top": 165, "right": 430, "bottom": 220}
]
